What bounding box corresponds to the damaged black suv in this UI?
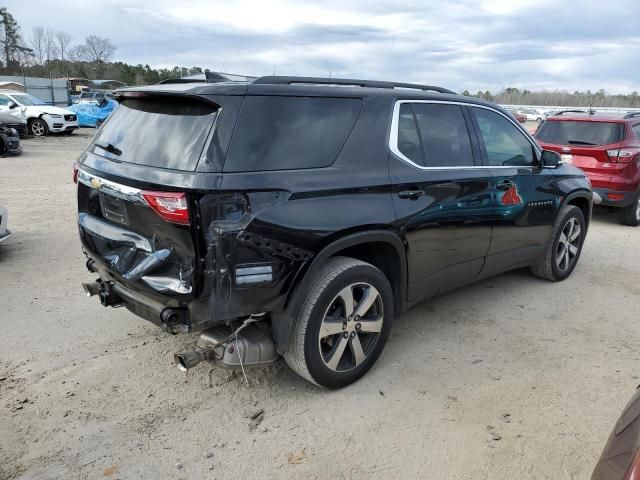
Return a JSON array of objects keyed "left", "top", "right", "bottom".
[{"left": 76, "top": 76, "right": 592, "bottom": 388}]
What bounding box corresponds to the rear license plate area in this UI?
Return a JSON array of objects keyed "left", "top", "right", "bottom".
[
  {"left": 561, "top": 154, "right": 573, "bottom": 164},
  {"left": 100, "top": 193, "right": 129, "bottom": 225}
]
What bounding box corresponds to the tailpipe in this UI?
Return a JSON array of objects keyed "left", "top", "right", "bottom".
[
  {"left": 82, "top": 281, "right": 101, "bottom": 297},
  {"left": 174, "top": 349, "right": 211, "bottom": 372}
]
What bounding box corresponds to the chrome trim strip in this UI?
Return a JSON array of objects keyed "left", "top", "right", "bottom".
[
  {"left": 77, "top": 169, "right": 146, "bottom": 204},
  {"left": 388, "top": 100, "right": 541, "bottom": 171}
]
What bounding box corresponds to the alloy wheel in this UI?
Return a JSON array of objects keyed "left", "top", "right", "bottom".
[
  {"left": 31, "top": 120, "right": 46, "bottom": 136},
  {"left": 318, "top": 283, "right": 384, "bottom": 372},
  {"left": 636, "top": 198, "right": 640, "bottom": 221},
  {"left": 556, "top": 217, "right": 581, "bottom": 272}
]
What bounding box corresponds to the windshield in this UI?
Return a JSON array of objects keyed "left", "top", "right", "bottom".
[
  {"left": 535, "top": 120, "right": 624, "bottom": 146},
  {"left": 12, "top": 94, "right": 47, "bottom": 106},
  {"left": 91, "top": 96, "right": 218, "bottom": 171}
]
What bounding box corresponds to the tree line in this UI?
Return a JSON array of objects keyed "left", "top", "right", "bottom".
[
  {"left": 0, "top": 8, "right": 208, "bottom": 85},
  {"left": 2, "top": 7, "right": 640, "bottom": 107},
  {"left": 464, "top": 88, "right": 640, "bottom": 108}
]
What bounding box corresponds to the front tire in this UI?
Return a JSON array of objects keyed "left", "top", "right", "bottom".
[
  {"left": 284, "top": 257, "right": 394, "bottom": 389},
  {"left": 617, "top": 192, "right": 640, "bottom": 227},
  {"left": 29, "top": 118, "right": 49, "bottom": 137},
  {"left": 531, "top": 205, "right": 586, "bottom": 281}
]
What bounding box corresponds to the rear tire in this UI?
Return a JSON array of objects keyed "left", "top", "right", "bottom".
[
  {"left": 617, "top": 192, "right": 640, "bottom": 227},
  {"left": 531, "top": 205, "right": 586, "bottom": 281},
  {"left": 283, "top": 257, "right": 394, "bottom": 389}
]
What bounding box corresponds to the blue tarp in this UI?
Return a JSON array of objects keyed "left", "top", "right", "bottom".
[{"left": 68, "top": 99, "right": 118, "bottom": 127}]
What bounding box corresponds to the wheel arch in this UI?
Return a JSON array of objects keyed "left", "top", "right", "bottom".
[
  {"left": 272, "top": 230, "right": 407, "bottom": 353},
  {"left": 562, "top": 190, "right": 592, "bottom": 229}
]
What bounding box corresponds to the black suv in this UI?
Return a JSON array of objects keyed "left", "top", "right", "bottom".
[{"left": 75, "top": 76, "right": 592, "bottom": 388}]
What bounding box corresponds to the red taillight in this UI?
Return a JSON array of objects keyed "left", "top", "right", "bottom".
[
  {"left": 608, "top": 193, "right": 626, "bottom": 201},
  {"left": 141, "top": 191, "right": 190, "bottom": 225},
  {"left": 624, "top": 450, "right": 640, "bottom": 480},
  {"left": 607, "top": 149, "right": 638, "bottom": 163},
  {"left": 73, "top": 163, "right": 79, "bottom": 184}
]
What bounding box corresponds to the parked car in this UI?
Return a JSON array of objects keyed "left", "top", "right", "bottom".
[
  {"left": 517, "top": 108, "right": 547, "bottom": 124},
  {"left": 75, "top": 76, "right": 592, "bottom": 388},
  {"left": 0, "top": 111, "right": 27, "bottom": 137},
  {"left": 0, "top": 206, "right": 11, "bottom": 244},
  {"left": 514, "top": 112, "right": 527, "bottom": 123},
  {"left": 535, "top": 110, "right": 640, "bottom": 226},
  {"left": 0, "top": 121, "right": 22, "bottom": 156},
  {"left": 72, "top": 91, "right": 116, "bottom": 104},
  {"left": 0, "top": 90, "right": 78, "bottom": 136},
  {"left": 68, "top": 97, "right": 118, "bottom": 128},
  {"left": 592, "top": 386, "right": 640, "bottom": 479}
]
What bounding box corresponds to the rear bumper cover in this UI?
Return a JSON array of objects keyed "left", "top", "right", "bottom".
[
  {"left": 0, "top": 228, "right": 12, "bottom": 244},
  {"left": 593, "top": 188, "right": 637, "bottom": 207}
]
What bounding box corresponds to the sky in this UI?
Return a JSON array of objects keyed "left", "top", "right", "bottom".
[{"left": 8, "top": 0, "right": 640, "bottom": 93}]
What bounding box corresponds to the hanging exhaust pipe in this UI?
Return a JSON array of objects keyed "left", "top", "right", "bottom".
[
  {"left": 174, "top": 349, "right": 212, "bottom": 371},
  {"left": 82, "top": 281, "right": 101, "bottom": 297}
]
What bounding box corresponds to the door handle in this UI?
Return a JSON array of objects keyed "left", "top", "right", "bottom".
[
  {"left": 398, "top": 190, "right": 424, "bottom": 200},
  {"left": 496, "top": 179, "right": 515, "bottom": 191}
]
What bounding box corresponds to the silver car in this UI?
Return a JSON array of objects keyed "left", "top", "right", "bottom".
[{"left": 0, "top": 206, "right": 11, "bottom": 244}]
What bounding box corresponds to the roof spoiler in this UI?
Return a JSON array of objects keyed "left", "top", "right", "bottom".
[
  {"left": 157, "top": 72, "right": 230, "bottom": 85},
  {"left": 252, "top": 75, "right": 456, "bottom": 94},
  {"left": 553, "top": 109, "right": 592, "bottom": 116}
]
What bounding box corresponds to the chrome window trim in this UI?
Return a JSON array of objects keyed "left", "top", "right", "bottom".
[{"left": 389, "top": 100, "right": 541, "bottom": 170}]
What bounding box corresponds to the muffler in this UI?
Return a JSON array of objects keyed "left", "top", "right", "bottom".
[{"left": 173, "top": 323, "right": 276, "bottom": 371}]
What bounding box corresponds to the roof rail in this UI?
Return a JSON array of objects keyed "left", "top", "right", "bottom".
[
  {"left": 623, "top": 112, "right": 640, "bottom": 119},
  {"left": 553, "top": 109, "right": 590, "bottom": 116},
  {"left": 252, "top": 76, "right": 456, "bottom": 94}
]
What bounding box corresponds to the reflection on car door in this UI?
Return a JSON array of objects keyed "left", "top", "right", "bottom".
[
  {"left": 468, "top": 106, "right": 557, "bottom": 274},
  {"left": 389, "top": 101, "right": 495, "bottom": 303}
]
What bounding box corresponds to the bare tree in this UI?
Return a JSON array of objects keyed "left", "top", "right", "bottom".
[
  {"left": 44, "top": 27, "right": 56, "bottom": 62},
  {"left": 54, "top": 30, "right": 71, "bottom": 62},
  {"left": 76, "top": 35, "right": 115, "bottom": 63},
  {"left": 30, "top": 25, "right": 45, "bottom": 65}
]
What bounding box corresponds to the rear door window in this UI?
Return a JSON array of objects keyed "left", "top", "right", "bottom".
[
  {"left": 410, "top": 103, "right": 474, "bottom": 167},
  {"left": 223, "top": 96, "right": 362, "bottom": 172},
  {"left": 91, "top": 96, "right": 218, "bottom": 171},
  {"left": 535, "top": 120, "right": 624, "bottom": 146}
]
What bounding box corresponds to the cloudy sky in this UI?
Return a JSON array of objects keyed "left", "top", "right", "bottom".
[{"left": 10, "top": 0, "right": 640, "bottom": 93}]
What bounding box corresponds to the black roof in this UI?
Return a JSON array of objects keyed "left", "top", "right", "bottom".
[{"left": 116, "top": 75, "right": 501, "bottom": 110}]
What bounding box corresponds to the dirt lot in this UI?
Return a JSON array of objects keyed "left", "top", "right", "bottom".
[{"left": 1, "top": 130, "right": 639, "bottom": 480}]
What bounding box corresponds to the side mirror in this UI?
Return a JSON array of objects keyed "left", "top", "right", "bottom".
[
  {"left": 541, "top": 150, "right": 561, "bottom": 168},
  {"left": 8, "top": 101, "right": 17, "bottom": 109}
]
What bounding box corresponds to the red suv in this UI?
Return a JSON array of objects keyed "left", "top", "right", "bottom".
[{"left": 535, "top": 110, "right": 640, "bottom": 226}]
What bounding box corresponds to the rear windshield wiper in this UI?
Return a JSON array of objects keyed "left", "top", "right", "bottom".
[
  {"left": 94, "top": 142, "right": 122, "bottom": 156},
  {"left": 567, "top": 140, "right": 597, "bottom": 146}
]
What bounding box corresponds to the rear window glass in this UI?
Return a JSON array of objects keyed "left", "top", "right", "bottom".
[
  {"left": 535, "top": 120, "right": 624, "bottom": 146},
  {"left": 91, "top": 96, "right": 217, "bottom": 171},
  {"left": 223, "top": 96, "right": 362, "bottom": 172}
]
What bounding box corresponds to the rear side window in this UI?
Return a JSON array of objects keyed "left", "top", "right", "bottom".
[
  {"left": 535, "top": 120, "right": 624, "bottom": 146},
  {"left": 633, "top": 124, "right": 640, "bottom": 137},
  {"left": 397, "top": 104, "right": 425, "bottom": 165},
  {"left": 224, "top": 96, "right": 362, "bottom": 172},
  {"left": 410, "top": 103, "right": 474, "bottom": 167},
  {"left": 91, "top": 96, "right": 218, "bottom": 171}
]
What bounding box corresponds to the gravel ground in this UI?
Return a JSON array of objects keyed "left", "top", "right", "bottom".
[{"left": 1, "top": 130, "right": 639, "bottom": 480}]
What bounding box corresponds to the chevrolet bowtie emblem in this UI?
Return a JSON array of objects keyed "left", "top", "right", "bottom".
[{"left": 91, "top": 178, "right": 103, "bottom": 190}]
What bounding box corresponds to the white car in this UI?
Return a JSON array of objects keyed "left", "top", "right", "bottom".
[
  {"left": 0, "top": 90, "right": 79, "bottom": 136},
  {"left": 516, "top": 108, "right": 547, "bottom": 124},
  {"left": 0, "top": 206, "right": 11, "bottom": 244}
]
